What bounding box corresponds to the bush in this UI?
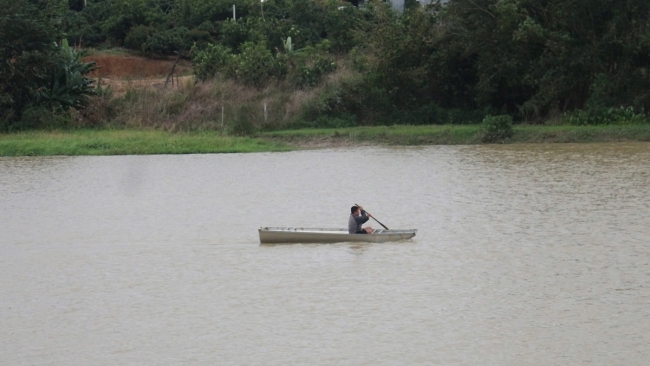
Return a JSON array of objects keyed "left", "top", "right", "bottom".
[
  {"left": 228, "top": 42, "right": 287, "bottom": 87},
  {"left": 294, "top": 113, "right": 357, "bottom": 129},
  {"left": 480, "top": 114, "right": 514, "bottom": 142},
  {"left": 77, "top": 93, "right": 116, "bottom": 128},
  {"left": 192, "top": 43, "right": 232, "bottom": 81},
  {"left": 19, "top": 105, "right": 73, "bottom": 130},
  {"left": 392, "top": 103, "right": 486, "bottom": 125},
  {"left": 291, "top": 56, "right": 337, "bottom": 87},
  {"left": 143, "top": 27, "right": 190, "bottom": 57},
  {"left": 187, "top": 28, "right": 213, "bottom": 50},
  {"left": 19, "top": 105, "right": 55, "bottom": 129},
  {"left": 301, "top": 87, "right": 357, "bottom": 125},
  {"left": 564, "top": 107, "right": 648, "bottom": 126},
  {"left": 124, "top": 25, "right": 155, "bottom": 54},
  {"left": 230, "top": 103, "right": 257, "bottom": 136}
]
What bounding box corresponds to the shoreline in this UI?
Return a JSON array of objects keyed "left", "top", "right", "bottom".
[
  {"left": 1, "top": 125, "right": 649, "bottom": 156},
  {"left": 263, "top": 124, "right": 650, "bottom": 148}
]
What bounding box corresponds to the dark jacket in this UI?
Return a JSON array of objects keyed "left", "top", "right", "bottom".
[{"left": 348, "top": 210, "right": 369, "bottom": 233}]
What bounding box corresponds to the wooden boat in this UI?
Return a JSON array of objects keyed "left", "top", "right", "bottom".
[{"left": 259, "top": 227, "right": 417, "bottom": 244}]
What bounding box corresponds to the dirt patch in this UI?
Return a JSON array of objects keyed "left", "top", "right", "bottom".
[
  {"left": 83, "top": 54, "right": 195, "bottom": 96},
  {"left": 84, "top": 55, "right": 192, "bottom": 79},
  {"left": 264, "top": 135, "right": 377, "bottom": 149}
]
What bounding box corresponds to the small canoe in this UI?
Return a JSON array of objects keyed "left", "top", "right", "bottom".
[{"left": 259, "top": 227, "right": 417, "bottom": 244}]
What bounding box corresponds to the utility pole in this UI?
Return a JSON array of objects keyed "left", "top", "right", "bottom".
[{"left": 261, "top": 0, "right": 265, "bottom": 21}]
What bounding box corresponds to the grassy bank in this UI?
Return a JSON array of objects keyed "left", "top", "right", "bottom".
[
  {"left": 0, "top": 130, "right": 290, "bottom": 156},
  {"left": 1, "top": 124, "right": 649, "bottom": 157},
  {"left": 263, "top": 124, "right": 650, "bottom": 146}
]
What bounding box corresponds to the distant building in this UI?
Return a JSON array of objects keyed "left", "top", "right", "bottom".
[
  {"left": 391, "top": 0, "right": 447, "bottom": 12},
  {"left": 345, "top": 0, "right": 447, "bottom": 12}
]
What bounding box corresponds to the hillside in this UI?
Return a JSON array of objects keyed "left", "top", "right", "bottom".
[{"left": 83, "top": 53, "right": 194, "bottom": 95}]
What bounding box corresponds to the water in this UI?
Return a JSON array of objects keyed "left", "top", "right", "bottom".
[{"left": 1, "top": 143, "right": 649, "bottom": 365}]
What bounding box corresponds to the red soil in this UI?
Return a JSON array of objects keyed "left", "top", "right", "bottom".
[
  {"left": 83, "top": 55, "right": 192, "bottom": 79},
  {"left": 80, "top": 54, "right": 195, "bottom": 96}
]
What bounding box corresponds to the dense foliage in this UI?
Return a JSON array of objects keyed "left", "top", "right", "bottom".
[
  {"left": 3, "top": 0, "right": 650, "bottom": 131},
  {"left": 439, "top": 0, "right": 650, "bottom": 121},
  {"left": 480, "top": 115, "right": 514, "bottom": 142},
  {"left": 1, "top": 0, "right": 63, "bottom": 129},
  {"left": 1, "top": 0, "right": 97, "bottom": 130}
]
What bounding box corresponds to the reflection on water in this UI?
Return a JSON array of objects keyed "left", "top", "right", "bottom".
[{"left": 1, "top": 143, "right": 649, "bottom": 365}]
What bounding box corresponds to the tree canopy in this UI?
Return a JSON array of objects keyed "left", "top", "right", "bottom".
[{"left": 2, "top": 0, "right": 650, "bottom": 130}]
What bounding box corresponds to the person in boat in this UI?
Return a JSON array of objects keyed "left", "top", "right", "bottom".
[{"left": 349, "top": 205, "right": 373, "bottom": 234}]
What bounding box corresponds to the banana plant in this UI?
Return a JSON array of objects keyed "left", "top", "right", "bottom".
[
  {"left": 40, "top": 39, "right": 97, "bottom": 110},
  {"left": 283, "top": 36, "right": 293, "bottom": 53}
]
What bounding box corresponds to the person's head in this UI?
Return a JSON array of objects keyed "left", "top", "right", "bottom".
[{"left": 351, "top": 206, "right": 360, "bottom": 215}]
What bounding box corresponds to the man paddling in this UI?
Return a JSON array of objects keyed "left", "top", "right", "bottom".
[{"left": 349, "top": 205, "right": 374, "bottom": 234}]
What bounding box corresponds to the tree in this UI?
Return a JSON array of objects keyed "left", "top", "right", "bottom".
[
  {"left": 0, "top": 0, "right": 66, "bottom": 129},
  {"left": 440, "top": 0, "right": 650, "bottom": 119}
]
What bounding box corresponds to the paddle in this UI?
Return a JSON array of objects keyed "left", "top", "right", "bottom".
[{"left": 355, "top": 203, "right": 390, "bottom": 230}]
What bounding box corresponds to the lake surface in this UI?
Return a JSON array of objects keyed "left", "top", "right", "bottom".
[{"left": 1, "top": 143, "right": 649, "bottom": 365}]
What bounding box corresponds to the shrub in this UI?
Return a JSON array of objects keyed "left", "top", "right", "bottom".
[
  {"left": 301, "top": 87, "right": 351, "bottom": 124},
  {"left": 192, "top": 43, "right": 232, "bottom": 81},
  {"left": 78, "top": 93, "right": 116, "bottom": 127},
  {"left": 187, "top": 28, "right": 213, "bottom": 50},
  {"left": 230, "top": 103, "right": 257, "bottom": 136},
  {"left": 143, "top": 27, "right": 190, "bottom": 57},
  {"left": 124, "top": 25, "right": 155, "bottom": 54},
  {"left": 295, "top": 114, "right": 357, "bottom": 129},
  {"left": 228, "top": 42, "right": 287, "bottom": 87},
  {"left": 291, "top": 56, "right": 337, "bottom": 87},
  {"left": 18, "top": 105, "right": 53, "bottom": 130},
  {"left": 19, "top": 105, "right": 73, "bottom": 130},
  {"left": 480, "top": 114, "right": 514, "bottom": 142},
  {"left": 564, "top": 110, "right": 593, "bottom": 126},
  {"left": 392, "top": 103, "right": 486, "bottom": 125},
  {"left": 564, "top": 107, "right": 648, "bottom": 126}
]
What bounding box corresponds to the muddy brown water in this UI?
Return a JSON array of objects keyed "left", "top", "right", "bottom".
[{"left": 1, "top": 143, "right": 649, "bottom": 365}]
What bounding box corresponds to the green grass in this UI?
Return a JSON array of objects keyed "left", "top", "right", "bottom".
[
  {"left": 2, "top": 124, "right": 649, "bottom": 157},
  {"left": 512, "top": 124, "right": 650, "bottom": 143},
  {"left": 263, "top": 124, "right": 650, "bottom": 145},
  {"left": 0, "top": 130, "right": 290, "bottom": 156},
  {"left": 263, "top": 125, "right": 480, "bottom": 144}
]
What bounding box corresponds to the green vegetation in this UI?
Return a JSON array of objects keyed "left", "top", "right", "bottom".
[
  {"left": 263, "top": 124, "right": 650, "bottom": 145},
  {"left": 480, "top": 115, "right": 514, "bottom": 143},
  {"left": 40, "top": 40, "right": 97, "bottom": 110},
  {"left": 2, "top": 0, "right": 650, "bottom": 144},
  {"left": 2, "top": 125, "right": 649, "bottom": 156},
  {"left": 0, "top": 1, "right": 98, "bottom": 130},
  {"left": 0, "top": 130, "right": 289, "bottom": 156}
]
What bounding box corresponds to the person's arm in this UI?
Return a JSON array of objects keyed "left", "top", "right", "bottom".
[{"left": 354, "top": 213, "right": 370, "bottom": 225}]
